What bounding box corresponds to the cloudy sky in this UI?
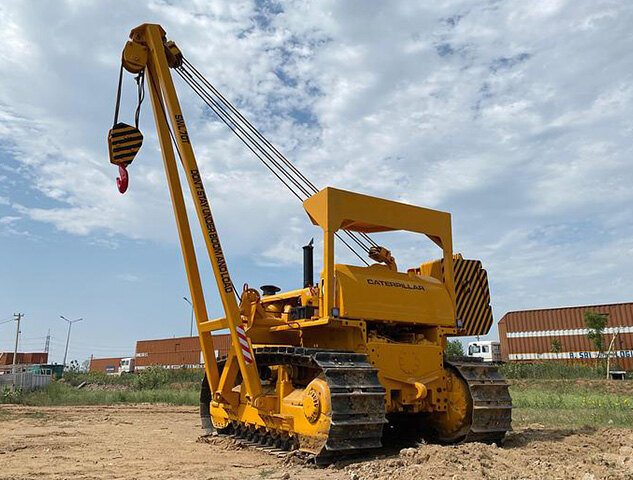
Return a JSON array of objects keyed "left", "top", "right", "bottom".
[{"left": 1, "top": 0, "right": 632, "bottom": 363}]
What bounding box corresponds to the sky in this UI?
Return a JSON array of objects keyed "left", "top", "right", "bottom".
[{"left": 1, "top": 0, "right": 632, "bottom": 364}]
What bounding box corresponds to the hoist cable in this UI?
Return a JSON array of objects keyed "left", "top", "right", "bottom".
[
  {"left": 180, "top": 60, "right": 379, "bottom": 250},
  {"left": 134, "top": 70, "right": 145, "bottom": 129},
  {"left": 177, "top": 67, "right": 314, "bottom": 199},
  {"left": 176, "top": 65, "right": 373, "bottom": 258},
  {"left": 112, "top": 64, "right": 124, "bottom": 127},
  {"left": 175, "top": 68, "right": 370, "bottom": 265},
  {"left": 176, "top": 67, "right": 372, "bottom": 261},
  {"left": 175, "top": 69, "right": 306, "bottom": 201},
  {"left": 182, "top": 58, "right": 318, "bottom": 196}
]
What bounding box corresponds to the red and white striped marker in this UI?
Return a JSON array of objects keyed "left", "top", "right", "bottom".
[{"left": 235, "top": 325, "right": 253, "bottom": 364}]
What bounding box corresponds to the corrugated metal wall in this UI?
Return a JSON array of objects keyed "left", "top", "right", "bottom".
[
  {"left": 134, "top": 334, "right": 231, "bottom": 369},
  {"left": 498, "top": 302, "right": 633, "bottom": 369},
  {"left": 89, "top": 357, "right": 123, "bottom": 373}
]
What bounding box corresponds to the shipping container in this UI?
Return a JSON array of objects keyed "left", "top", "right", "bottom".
[
  {"left": 498, "top": 302, "right": 633, "bottom": 370},
  {"left": 89, "top": 357, "right": 124, "bottom": 374},
  {"left": 134, "top": 334, "right": 231, "bottom": 369},
  {"left": 0, "top": 352, "right": 49, "bottom": 366}
]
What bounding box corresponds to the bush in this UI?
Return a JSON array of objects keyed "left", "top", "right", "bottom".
[
  {"left": 12, "top": 382, "right": 199, "bottom": 406},
  {"left": 1, "top": 386, "right": 23, "bottom": 404},
  {"left": 446, "top": 339, "right": 464, "bottom": 357},
  {"left": 501, "top": 362, "right": 605, "bottom": 379},
  {"left": 132, "top": 366, "right": 171, "bottom": 389},
  {"left": 62, "top": 367, "right": 204, "bottom": 389}
]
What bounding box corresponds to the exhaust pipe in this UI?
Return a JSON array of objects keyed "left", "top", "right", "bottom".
[{"left": 303, "top": 239, "right": 314, "bottom": 288}]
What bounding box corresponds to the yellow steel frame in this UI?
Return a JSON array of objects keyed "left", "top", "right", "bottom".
[
  {"left": 126, "top": 24, "right": 262, "bottom": 404},
  {"left": 303, "top": 187, "right": 456, "bottom": 321}
]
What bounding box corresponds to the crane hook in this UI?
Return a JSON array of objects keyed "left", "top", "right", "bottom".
[{"left": 116, "top": 164, "right": 129, "bottom": 194}]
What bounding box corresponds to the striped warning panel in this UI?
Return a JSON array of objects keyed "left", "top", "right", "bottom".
[
  {"left": 108, "top": 122, "right": 143, "bottom": 166},
  {"left": 235, "top": 325, "right": 253, "bottom": 364},
  {"left": 453, "top": 257, "right": 493, "bottom": 337},
  {"left": 410, "top": 255, "right": 493, "bottom": 336}
]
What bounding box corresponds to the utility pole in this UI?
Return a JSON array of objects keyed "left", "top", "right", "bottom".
[
  {"left": 44, "top": 329, "right": 50, "bottom": 354},
  {"left": 60, "top": 315, "right": 83, "bottom": 368},
  {"left": 12, "top": 313, "right": 24, "bottom": 373},
  {"left": 183, "top": 296, "right": 194, "bottom": 337}
]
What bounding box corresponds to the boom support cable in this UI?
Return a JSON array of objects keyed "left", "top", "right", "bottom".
[
  {"left": 176, "top": 68, "right": 369, "bottom": 265},
  {"left": 180, "top": 59, "right": 378, "bottom": 248},
  {"left": 174, "top": 59, "right": 380, "bottom": 264}
]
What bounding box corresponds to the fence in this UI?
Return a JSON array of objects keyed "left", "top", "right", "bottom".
[{"left": 0, "top": 366, "right": 52, "bottom": 391}]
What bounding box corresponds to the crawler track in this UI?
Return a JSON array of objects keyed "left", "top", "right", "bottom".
[
  {"left": 200, "top": 350, "right": 511, "bottom": 463},
  {"left": 201, "top": 347, "right": 386, "bottom": 463},
  {"left": 447, "top": 359, "right": 513, "bottom": 443}
]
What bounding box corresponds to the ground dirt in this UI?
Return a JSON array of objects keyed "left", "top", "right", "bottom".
[{"left": 1, "top": 404, "right": 632, "bottom": 480}]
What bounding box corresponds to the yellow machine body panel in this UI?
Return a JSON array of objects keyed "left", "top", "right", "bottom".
[{"left": 334, "top": 264, "right": 454, "bottom": 326}]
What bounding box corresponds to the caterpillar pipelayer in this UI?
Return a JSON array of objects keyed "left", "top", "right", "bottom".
[{"left": 108, "top": 24, "right": 512, "bottom": 462}]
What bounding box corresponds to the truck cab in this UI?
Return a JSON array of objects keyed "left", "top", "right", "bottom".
[
  {"left": 467, "top": 341, "right": 501, "bottom": 363},
  {"left": 118, "top": 357, "right": 135, "bottom": 375}
]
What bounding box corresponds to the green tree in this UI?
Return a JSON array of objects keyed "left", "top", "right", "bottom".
[
  {"left": 446, "top": 339, "right": 464, "bottom": 357},
  {"left": 584, "top": 311, "right": 607, "bottom": 370},
  {"left": 551, "top": 339, "right": 562, "bottom": 354}
]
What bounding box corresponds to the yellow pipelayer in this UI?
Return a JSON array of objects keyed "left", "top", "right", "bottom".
[{"left": 108, "top": 23, "right": 511, "bottom": 461}]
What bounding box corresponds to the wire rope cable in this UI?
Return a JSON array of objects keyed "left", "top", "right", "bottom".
[{"left": 174, "top": 62, "right": 376, "bottom": 263}]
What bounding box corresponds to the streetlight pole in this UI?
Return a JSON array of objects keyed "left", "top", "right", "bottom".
[
  {"left": 60, "top": 315, "right": 83, "bottom": 368},
  {"left": 183, "top": 297, "right": 194, "bottom": 337}
]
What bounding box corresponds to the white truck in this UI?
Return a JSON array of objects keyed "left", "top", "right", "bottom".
[
  {"left": 118, "top": 357, "right": 135, "bottom": 375},
  {"left": 467, "top": 341, "right": 502, "bottom": 363}
]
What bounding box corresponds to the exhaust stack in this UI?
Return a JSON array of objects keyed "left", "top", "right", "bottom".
[{"left": 303, "top": 239, "right": 314, "bottom": 288}]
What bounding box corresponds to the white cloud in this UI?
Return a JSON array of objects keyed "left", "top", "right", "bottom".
[
  {"left": 0, "top": 0, "right": 632, "bottom": 321},
  {"left": 0, "top": 215, "right": 19, "bottom": 225},
  {"left": 116, "top": 273, "right": 141, "bottom": 283}
]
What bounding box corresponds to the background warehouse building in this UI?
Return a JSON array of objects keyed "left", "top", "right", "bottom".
[{"left": 498, "top": 302, "right": 633, "bottom": 370}]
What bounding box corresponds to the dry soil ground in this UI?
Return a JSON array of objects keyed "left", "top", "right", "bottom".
[{"left": 1, "top": 404, "right": 632, "bottom": 480}]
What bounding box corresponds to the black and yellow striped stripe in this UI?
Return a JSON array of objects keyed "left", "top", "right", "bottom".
[
  {"left": 452, "top": 256, "right": 493, "bottom": 336},
  {"left": 108, "top": 122, "right": 143, "bottom": 166},
  {"left": 411, "top": 254, "right": 493, "bottom": 336}
]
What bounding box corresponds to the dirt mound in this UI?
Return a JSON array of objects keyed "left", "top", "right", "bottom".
[{"left": 341, "top": 426, "right": 633, "bottom": 480}]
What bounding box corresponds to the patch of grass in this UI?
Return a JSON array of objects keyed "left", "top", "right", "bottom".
[
  {"left": 10, "top": 383, "right": 199, "bottom": 406},
  {"left": 501, "top": 362, "right": 607, "bottom": 379},
  {"left": 62, "top": 366, "right": 205, "bottom": 389},
  {"left": 510, "top": 384, "right": 633, "bottom": 428}
]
